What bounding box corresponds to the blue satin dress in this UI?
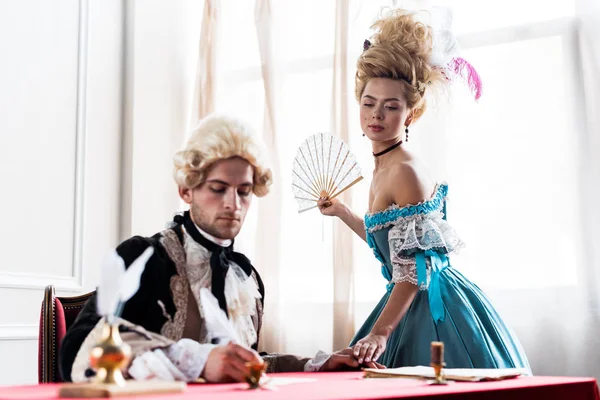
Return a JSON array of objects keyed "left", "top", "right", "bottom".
[{"left": 352, "top": 183, "right": 530, "bottom": 371}]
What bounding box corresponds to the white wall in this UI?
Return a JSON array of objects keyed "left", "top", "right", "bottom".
[
  {"left": 128, "top": 0, "right": 203, "bottom": 239},
  {"left": 0, "top": 0, "right": 202, "bottom": 385},
  {"left": 0, "top": 0, "right": 124, "bottom": 385}
]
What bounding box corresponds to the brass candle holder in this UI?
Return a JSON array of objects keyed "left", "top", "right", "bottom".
[
  {"left": 59, "top": 319, "right": 187, "bottom": 398},
  {"left": 89, "top": 320, "right": 132, "bottom": 386},
  {"left": 429, "top": 341, "right": 448, "bottom": 385}
]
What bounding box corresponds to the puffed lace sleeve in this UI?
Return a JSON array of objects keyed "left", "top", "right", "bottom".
[
  {"left": 388, "top": 210, "right": 464, "bottom": 288},
  {"left": 70, "top": 317, "right": 216, "bottom": 383}
]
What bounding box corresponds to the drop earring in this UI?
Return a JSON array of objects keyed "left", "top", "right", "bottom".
[{"left": 405, "top": 127, "right": 409, "bottom": 142}]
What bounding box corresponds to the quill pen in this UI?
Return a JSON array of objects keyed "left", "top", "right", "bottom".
[
  {"left": 97, "top": 247, "right": 154, "bottom": 323},
  {"left": 200, "top": 287, "right": 240, "bottom": 345}
]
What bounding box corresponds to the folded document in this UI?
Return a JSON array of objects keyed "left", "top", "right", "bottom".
[{"left": 363, "top": 366, "right": 527, "bottom": 382}]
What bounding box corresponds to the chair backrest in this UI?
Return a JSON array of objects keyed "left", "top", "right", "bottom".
[{"left": 38, "top": 285, "right": 95, "bottom": 383}]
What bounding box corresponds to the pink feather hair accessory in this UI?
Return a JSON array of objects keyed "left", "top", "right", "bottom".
[{"left": 446, "top": 57, "right": 483, "bottom": 101}]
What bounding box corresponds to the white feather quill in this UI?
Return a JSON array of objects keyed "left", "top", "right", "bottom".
[
  {"left": 97, "top": 247, "right": 154, "bottom": 322},
  {"left": 200, "top": 287, "right": 240, "bottom": 345},
  {"left": 97, "top": 250, "right": 125, "bottom": 320},
  {"left": 119, "top": 247, "right": 154, "bottom": 302}
]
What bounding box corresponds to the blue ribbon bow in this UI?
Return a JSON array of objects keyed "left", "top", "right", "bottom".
[
  {"left": 415, "top": 250, "right": 449, "bottom": 323},
  {"left": 384, "top": 250, "right": 449, "bottom": 323},
  {"left": 374, "top": 230, "right": 449, "bottom": 323}
]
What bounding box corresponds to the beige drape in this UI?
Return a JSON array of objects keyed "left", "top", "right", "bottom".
[
  {"left": 195, "top": 0, "right": 363, "bottom": 354},
  {"left": 253, "top": 0, "right": 284, "bottom": 353},
  {"left": 331, "top": 0, "right": 356, "bottom": 350},
  {"left": 190, "top": 0, "right": 218, "bottom": 125}
]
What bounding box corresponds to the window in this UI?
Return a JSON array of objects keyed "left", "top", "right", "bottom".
[{"left": 214, "top": 0, "right": 583, "bottom": 344}]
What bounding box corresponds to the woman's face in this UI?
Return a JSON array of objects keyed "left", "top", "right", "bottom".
[{"left": 359, "top": 78, "right": 412, "bottom": 142}]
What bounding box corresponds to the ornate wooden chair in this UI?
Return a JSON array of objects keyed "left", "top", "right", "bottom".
[{"left": 38, "top": 285, "right": 95, "bottom": 383}]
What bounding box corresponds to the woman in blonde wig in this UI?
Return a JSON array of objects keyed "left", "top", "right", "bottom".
[{"left": 319, "top": 9, "right": 530, "bottom": 370}]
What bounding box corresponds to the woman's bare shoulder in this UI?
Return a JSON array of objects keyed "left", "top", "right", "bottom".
[{"left": 385, "top": 161, "right": 434, "bottom": 207}]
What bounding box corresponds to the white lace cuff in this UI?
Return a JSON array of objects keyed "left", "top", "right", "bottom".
[
  {"left": 303, "top": 350, "right": 331, "bottom": 372},
  {"left": 388, "top": 211, "right": 464, "bottom": 288},
  {"left": 391, "top": 255, "right": 430, "bottom": 288},
  {"left": 128, "top": 339, "right": 216, "bottom": 382}
]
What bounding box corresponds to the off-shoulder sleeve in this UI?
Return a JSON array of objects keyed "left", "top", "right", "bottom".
[{"left": 388, "top": 210, "right": 464, "bottom": 288}]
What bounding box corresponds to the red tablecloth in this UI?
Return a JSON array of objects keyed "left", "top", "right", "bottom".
[{"left": 1, "top": 372, "right": 598, "bottom": 400}]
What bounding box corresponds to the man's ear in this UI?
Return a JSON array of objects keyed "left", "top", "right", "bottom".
[{"left": 178, "top": 186, "right": 193, "bottom": 204}]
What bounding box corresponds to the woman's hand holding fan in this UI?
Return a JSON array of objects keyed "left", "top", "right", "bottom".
[
  {"left": 317, "top": 197, "right": 346, "bottom": 217},
  {"left": 292, "top": 133, "right": 363, "bottom": 213}
]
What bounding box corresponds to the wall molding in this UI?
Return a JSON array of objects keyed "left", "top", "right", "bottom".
[
  {"left": 0, "top": 325, "right": 38, "bottom": 341},
  {"left": 71, "top": 0, "right": 89, "bottom": 291},
  {"left": 0, "top": 271, "right": 82, "bottom": 292},
  {"left": 0, "top": 0, "right": 89, "bottom": 292}
]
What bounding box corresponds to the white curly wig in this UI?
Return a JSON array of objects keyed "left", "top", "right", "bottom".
[{"left": 173, "top": 115, "right": 273, "bottom": 197}]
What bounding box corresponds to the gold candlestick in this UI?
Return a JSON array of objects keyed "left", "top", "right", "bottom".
[
  {"left": 89, "top": 320, "right": 132, "bottom": 386},
  {"left": 429, "top": 341, "right": 447, "bottom": 385},
  {"left": 59, "top": 321, "right": 187, "bottom": 397}
]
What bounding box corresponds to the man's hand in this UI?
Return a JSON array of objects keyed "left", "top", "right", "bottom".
[
  {"left": 319, "top": 347, "right": 385, "bottom": 371},
  {"left": 202, "top": 342, "right": 263, "bottom": 383}
]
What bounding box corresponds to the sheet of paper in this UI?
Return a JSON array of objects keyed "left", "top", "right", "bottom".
[{"left": 363, "top": 366, "right": 527, "bottom": 381}]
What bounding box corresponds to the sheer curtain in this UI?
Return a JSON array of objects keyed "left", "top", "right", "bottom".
[
  {"left": 392, "top": 0, "right": 600, "bottom": 379},
  {"left": 191, "top": 0, "right": 600, "bottom": 377},
  {"left": 331, "top": 0, "right": 355, "bottom": 351},
  {"left": 213, "top": 0, "right": 347, "bottom": 356},
  {"left": 252, "top": 0, "right": 285, "bottom": 353},
  {"left": 190, "top": 0, "right": 217, "bottom": 123}
]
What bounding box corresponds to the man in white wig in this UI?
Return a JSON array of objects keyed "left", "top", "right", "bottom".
[{"left": 59, "top": 115, "right": 377, "bottom": 383}]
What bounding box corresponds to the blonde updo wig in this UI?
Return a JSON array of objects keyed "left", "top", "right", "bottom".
[
  {"left": 356, "top": 9, "right": 446, "bottom": 121},
  {"left": 173, "top": 115, "right": 273, "bottom": 197}
]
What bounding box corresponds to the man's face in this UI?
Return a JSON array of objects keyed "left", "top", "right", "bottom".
[{"left": 179, "top": 157, "right": 254, "bottom": 240}]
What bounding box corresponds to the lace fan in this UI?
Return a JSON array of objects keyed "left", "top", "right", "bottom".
[{"left": 292, "top": 133, "right": 363, "bottom": 213}]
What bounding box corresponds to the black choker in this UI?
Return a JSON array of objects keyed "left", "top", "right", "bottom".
[{"left": 373, "top": 140, "right": 403, "bottom": 157}]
